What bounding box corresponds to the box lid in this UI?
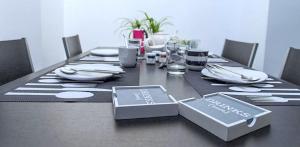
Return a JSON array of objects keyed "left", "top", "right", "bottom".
[
  {"left": 179, "top": 93, "right": 271, "bottom": 127},
  {"left": 113, "top": 85, "right": 176, "bottom": 106}
]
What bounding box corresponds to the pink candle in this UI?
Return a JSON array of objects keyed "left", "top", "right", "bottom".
[{"left": 132, "top": 29, "right": 146, "bottom": 55}]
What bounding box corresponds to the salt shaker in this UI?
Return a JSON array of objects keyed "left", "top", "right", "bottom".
[
  {"left": 152, "top": 51, "right": 161, "bottom": 62},
  {"left": 159, "top": 52, "right": 167, "bottom": 63},
  {"left": 146, "top": 53, "right": 156, "bottom": 64}
]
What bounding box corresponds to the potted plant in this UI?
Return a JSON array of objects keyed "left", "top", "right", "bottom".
[
  {"left": 143, "top": 12, "right": 172, "bottom": 35},
  {"left": 118, "top": 18, "right": 147, "bottom": 37},
  {"left": 142, "top": 12, "right": 172, "bottom": 51},
  {"left": 118, "top": 18, "right": 148, "bottom": 55}
]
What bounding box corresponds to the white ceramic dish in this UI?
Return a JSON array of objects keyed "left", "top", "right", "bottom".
[
  {"left": 201, "top": 66, "right": 268, "bottom": 84},
  {"left": 54, "top": 68, "right": 112, "bottom": 81},
  {"left": 90, "top": 49, "right": 119, "bottom": 56}
]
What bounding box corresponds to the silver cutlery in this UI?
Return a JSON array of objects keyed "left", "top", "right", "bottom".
[
  {"left": 26, "top": 83, "right": 98, "bottom": 88},
  {"left": 208, "top": 64, "right": 259, "bottom": 81},
  {"left": 38, "top": 79, "right": 104, "bottom": 84},
  {"left": 16, "top": 87, "right": 112, "bottom": 92},
  {"left": 249, "top": 96, "right": 300, "bottom": 103},
  {"left": 5, "top": 91, "right": 94, "bottom": 99},
  {"left": 229, "top": 86, "right": 299, "bottom": 92}
]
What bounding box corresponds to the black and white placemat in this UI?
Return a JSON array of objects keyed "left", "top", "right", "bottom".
[
  {"left": 184, "top": 70, "right": 300, "bottom": 106},
  {"left": 0, "top": 65, "right": 140, "bottom": 103}
]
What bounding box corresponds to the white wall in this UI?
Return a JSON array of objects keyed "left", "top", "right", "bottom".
[
  {"left": 230, "top": 0, "right": 269, "bottom": 70},
  {"left": 63, "top": 0, "right": 269, "bottom": 70},
  {"left": 0, "top": 0, "right": 270, "bottom": 72},
  {"left": 264, "top": 0, "right": 300, "bottom": 77},
  {"left": 0, "top": 0, "right": 66, "bottom": 71},
  {"left": 41, "top": 0, "right": 65, "bottom": 67},
  {"left": 0, "top": 0, "right": 43, "bottom": 70}
]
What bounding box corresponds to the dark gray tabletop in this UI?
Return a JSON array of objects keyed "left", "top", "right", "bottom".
[{"left": 0, "top": 52, "right": 300, "bottom": 147}]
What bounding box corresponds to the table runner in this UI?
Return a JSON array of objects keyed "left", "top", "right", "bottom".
[{"left": 0, "top": 65, "right": 140, "bottom": 102}]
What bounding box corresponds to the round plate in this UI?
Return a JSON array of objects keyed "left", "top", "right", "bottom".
[
  {"left": 201, "top": 67, "right": 268, "bottom": 84},
  {"left": 54, "top": 68, "right": 113, "bottom": 81},
  {"left": 90, "top": 49, "right": 119, "bottom": 56}
]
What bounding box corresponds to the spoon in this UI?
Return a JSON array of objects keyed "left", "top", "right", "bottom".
[
  {"left": 249, "top": 96, "right": 300, "bottom": 103},
  {"left": 38, "top": 79, "right": 104, "bottom": 84},
  {"left": 26, "top": 83, "right": 98, "bottom": 88},
  {"left": 5, "top": 91, "right": 94, "bottom": 99},
  {"left": 229, "top": 86, "right": 300, "bottom": 92}
]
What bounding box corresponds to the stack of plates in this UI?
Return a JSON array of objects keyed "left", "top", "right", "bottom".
[
  {"left": 202, "top": 66, "right": 268, "bottom": 84},
  {"left": 80, "top": 48, "right": 120, "bottom": 62},
  {"left": 90, "top": 48, "right": 119, "bottom": 56}
]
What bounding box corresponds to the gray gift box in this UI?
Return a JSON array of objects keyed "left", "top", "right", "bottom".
[
  {"left": 112, "top": 85, "right": 178, "bottom": 120},
  {"left": 178, "top": 93, "right": 272, "bottom": 141}
]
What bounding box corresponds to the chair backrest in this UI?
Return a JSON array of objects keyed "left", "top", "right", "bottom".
[
  {"left": 281, "top": 47, "right": 300, "bottom": 86},
  {"left": 222, "top": 39, "right": 258, "bottom": 67},
  {"left": 0, "top": 38, "right": 33, "bottom": 86},
  {"left": 62, "top": 35, "right": 82, "bottom": 58}
]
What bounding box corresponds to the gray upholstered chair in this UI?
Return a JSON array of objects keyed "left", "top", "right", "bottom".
[
  {"left": 0, "top": 38, "right": 33, "bottom": 86},
  {"left": 281, "top": 47, "right": 300, "bottom": 86},
  {"left": 62, "top": 35, "right": 82, "bottom": 58},
  {"left": 222, "top": 39, "right": 259, "bottom": 67}
]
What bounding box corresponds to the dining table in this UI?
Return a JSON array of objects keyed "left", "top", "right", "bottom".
[{"left": 0, "top": 49, "right": 300, "bottom": 147}]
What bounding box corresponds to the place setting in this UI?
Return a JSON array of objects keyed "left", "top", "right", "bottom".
[
  {"left": 185, "top": 60, "right": 300, "bottom": 106},
  {"left": 1, "top": 47, "right": 141, "bottom": 102}
]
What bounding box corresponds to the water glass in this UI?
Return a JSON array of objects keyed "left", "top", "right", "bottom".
[
  {"left": 166, "top": 43, "right": 187, "bottom": 75},
  {"left": 188, "top": 40, "right": 201, "bottom": 49}
]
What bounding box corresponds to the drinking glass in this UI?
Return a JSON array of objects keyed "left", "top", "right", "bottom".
[
  {"left": 166, "top": 41, "right": 187, "bottom": 75},
  {"left": 188, "top": 40, "right": 201, "bottom": 50}
]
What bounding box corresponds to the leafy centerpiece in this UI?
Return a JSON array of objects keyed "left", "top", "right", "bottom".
[{"left": 117, "top": 12, "right": 173, "bottom": 53}]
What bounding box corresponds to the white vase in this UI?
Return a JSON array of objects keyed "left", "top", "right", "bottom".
[{"left": 144, "top": 33, "right": 170, "bottom": 52}]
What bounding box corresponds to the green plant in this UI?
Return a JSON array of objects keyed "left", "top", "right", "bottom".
[
  {"left": 117, "top": 18, "right": 145, "bottom": 37},
  {"left": 180, "top": 39, "right": 191, "bottom": 46},
  {"left": 143, "top": 12, "right": 172, "bottom": 35}
]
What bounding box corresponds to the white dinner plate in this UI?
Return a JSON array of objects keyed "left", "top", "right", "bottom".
[
  {"left": 65, "top": 64, "right": 124, "bottom": 73},
  {"left": 201, "top": 66, "right": 268, "bottom": 84},
  {"left": 54, "top": 68, "right": 113, "bottom": 81},
  {"left": 90, "top": 49, "right": 119, "bottom": 56}
]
